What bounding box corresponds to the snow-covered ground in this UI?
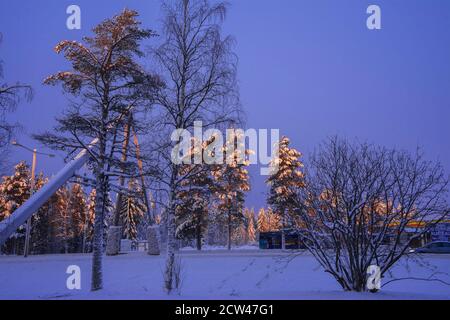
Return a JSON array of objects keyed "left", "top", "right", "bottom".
[
  {"left": 180, "top": 244, "right": 259, "bottom": 251},
  {"left": 1, "top": 250, "right": 449, "bottom": 300}
]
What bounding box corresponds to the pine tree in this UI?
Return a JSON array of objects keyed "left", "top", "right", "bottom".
[
  {"left": 35, "top": 9, "right": 160, "bottom": 291},
  {"left": 175, "top": 137, "right": 216, "bottom": 250},
  {"left": 154, "top": 0, "right": 242, "bottom": 293},
  {"left": 0, "top": 162, "right": 46, "bottom": 254},
  {"left": 120, "top": 179, "right": 146, "bottom": 241},
  {"left": 245, "top": 208, "right": 256, "bottom": 243},
  {"left": 257, "top": 208, "right": 269, "bottom": 233},
  {"left": 266, "top": 207, "right": 281, "bottom": 231},
  {"left": 213, "top": 133, "right": 251, "bottom": 250},
  {"left": 0, "top": 162, "right": 31, "bottom": 218},
  {"left": 266, "top": 136, "right": 305, "bottom": 249}
]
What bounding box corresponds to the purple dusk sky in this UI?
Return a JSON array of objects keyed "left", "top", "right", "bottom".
[{"left": 1, "top": 0, "right": 450, "bottom": 209}]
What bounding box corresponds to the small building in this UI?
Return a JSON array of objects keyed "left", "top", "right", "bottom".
[
  {"left": 259, "top": 230, "right": 305, "bottom": 249},
  {"left": 430, "top": 222, "right": 450, "bottom": 242}
]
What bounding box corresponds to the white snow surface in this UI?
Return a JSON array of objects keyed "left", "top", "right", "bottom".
[
  {"left": 0, "top": 250, "right": 449, "bottom": 300},
  {"left": 180, "top": 244, "right": 259, "bottom": 251}
]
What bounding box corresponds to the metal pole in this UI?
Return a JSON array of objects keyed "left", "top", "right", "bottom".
[
  {"left": 132, "top": 127, "right": 153, "bottom": 224},
  {"left": 23, "top": 149, "right": 37, "bottom": 258},
  {"left": 0, "top": 140, "right": 95, "bottom": 247}
]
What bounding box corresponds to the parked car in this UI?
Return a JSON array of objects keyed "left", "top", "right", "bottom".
[{"left": 409, "top": 241, "right": 450, "bottom": 254}]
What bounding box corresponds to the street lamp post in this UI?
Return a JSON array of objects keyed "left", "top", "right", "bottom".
[
  {"left": 23, "top": 149, "right": 36, "bottom": 258},
  {"left": 11, "top": 141, "right": 55, "bottom": 258}
]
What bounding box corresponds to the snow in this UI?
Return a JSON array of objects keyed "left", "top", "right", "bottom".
[
  {"left": 180, "top": 244, "right": 259, "bottom": 251},
  {"left": 0, "top": 251, "right": 449, "bottom": 300},
  {"left": 0, "top": 140, "right": 95, "bottom": 246}
]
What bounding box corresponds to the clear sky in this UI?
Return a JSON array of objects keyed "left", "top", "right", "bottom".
[{"left": 1, "top": 0, "right": 450, "bottom": 209}]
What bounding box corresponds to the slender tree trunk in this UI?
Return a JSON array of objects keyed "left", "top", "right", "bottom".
[
  {"left": 91, "top": 167, "right": 105, "bottom": 291},
  {"left": 227, "top": 209, "right": 232, "bottom": 251},
  {"left": 196, "top": 221, "right": 202, "bottom": 251},
  {"left": 91, "top": 135, "right": 106, "bottom": 291},
  {"left": 164, "top": 165, "right": 178, "bottom": 293},
  {"left": 281, "top": 209, "right": 286, "bottom": 250},
  {"left": 82, "top": 212, "right": 88, "bottom": 254},
  {"left": 64, "top": 215, "right": 69, "bottom": 254}
]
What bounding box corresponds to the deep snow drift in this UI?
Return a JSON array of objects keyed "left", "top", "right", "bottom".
[{"left": 0, "top": 250, "right": 449, "bottom": 300}]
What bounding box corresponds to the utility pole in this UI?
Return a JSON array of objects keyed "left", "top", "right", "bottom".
[{"left": 23, "top": 149, "right": 36, "bottom": 258}]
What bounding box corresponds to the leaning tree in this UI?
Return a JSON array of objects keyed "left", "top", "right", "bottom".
[
  {"left": 34, "top": 10, "right": 162, "bottom": 291},
  {"left": 293, "top": 137, "right": 449, "bottom": 292}
]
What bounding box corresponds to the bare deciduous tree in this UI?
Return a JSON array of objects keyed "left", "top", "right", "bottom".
[
  {"left": 149, "top": 0, "right": 242, "bottom": 293},
  {"left": 0, "top": 33, "right": 33, "bottom": 172},
  {"left": 293, "top": 137, "right": 449, "bottom": 292}
]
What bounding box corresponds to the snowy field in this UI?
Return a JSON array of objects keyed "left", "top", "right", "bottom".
[{"left": 1, "top": 250, "right": 450, "bottom": 300}]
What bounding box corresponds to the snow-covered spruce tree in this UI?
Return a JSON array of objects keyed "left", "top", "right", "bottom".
[
  {"left": 293, "top": 137, "right": 449, "bottom": 292},
  {"left": 266, "top": 208, "right": 281, "bottom": 232},
  {"left": 175, "top": 138, "right": 217, "bottom": 250},
  {"left": 34, "top": 10, "right": 161, "bottom": 290},
  {"left": 256, "top": 208, "right": 269, "bottom": 233},
  {"left": 150, "top": 0, "right": 241, "bottom": 293},
  {"left": 256, "top": 208, "right": 280, "bottom": 234},
  {"left": 213, "top": 133, "right": 251, "bottom": 250},
  {"left": 245, "top": 208, "right": 256, "bottom": 243},
  {"left": 175, "top": 193, "right": 209, "bottom": 249},
  {"left": 0, "top": 33, "right": 33, "bottom": 173},
  {"left": 266, "top": 136, "right": 305, "bottom": 249},
  {"left": 0, "top": 162, "right": 31, "bottom": 218},
  {"left": 0, "top": 162, "right": 46, "bottom": 254},
  {"left": 119, "top": 179, "right": 146, "bottom": 241}
]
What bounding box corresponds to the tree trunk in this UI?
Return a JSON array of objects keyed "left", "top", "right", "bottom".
[
  {"left": 147, "top": 225, "right": 160, "bottom": 255},
  {"left": 81, "top": 215, "right": 88, "bottom": 253},
  {"left": 196, "top": 223, "right": 202, "bottom": 251},
  {"left": 164, "top": 166, "right": 178, "bottom": 293},
  {"left": 281, "top": 210, "right": 286, "bottom": 250},
  {"left": 227, "top": 210, "right": 232, "bottom": 250},
  {"left": 91, "top": 155, "right": 106, "bottom": 291}
]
